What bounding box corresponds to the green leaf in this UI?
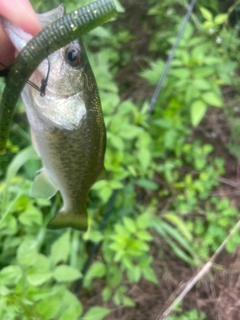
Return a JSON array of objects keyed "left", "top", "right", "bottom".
[
  {"left": 92, "top": 180, "right": 108, "bottom": 190},
  {"left": 53, "top": 265, "right": 82, "bottom": 282},
  {"left": 17, "top": 239, "right": 38, "bottom": 267},
  {"left": 81, "top": 307, "right": 111, "bottom": 320},
  {"left": 136, "top": 213, "right": 151, "bottom": 229},
  {"left": 36, "top": 293, "right": 61, "bottom": 319},
  {"left": 164, "top": 213, "right": 192, "bottom": 240},
  {"left": 34, "top": 254, "right": 50, "bottom": 271},
  {"left": 108, "top": 133, "right": 124, "bottom": 151},
  {"left": 122, "top": 295, "right": 135, "bottom": 307},
  {"left": 26, "top": 253, "right": 51, "bottom": 286},
  {"left": 113, "top": 0, "right": 125, "bottom": 13},
  {"left": 27, "top": 272, "right": 52, "bottom": 286},
  {"left": 191, "top": 100, "right": 207, "bottom": 126},
  {"left": 60, "top": 305, "right": 83, "bottom": 320},
  {"left": 161, "top": 222, "right": 196, "bottom": 262},
  {"left": 142, "top": 266, "right": 158, "bottom": 284},
  {"left": 119, "top": 125, "right": 142, "bottom": 140},
  {"left": 127, "top": 265, "right": 141, "bottom": 282},
  {"left": 192, "top": 79, "right": 212, "bottom": 90},
  {"left": 135, "top": 179, "right": 158, "bottom": 191},
  {"left": 28, "top": 287, "right": 57, "bottom": 301},
  {"left": 185, "top": 85, "right": 199, "bottom": 105},
  {"left": 202, "top": 92, "right": 223, "bottom": 107},
  {"left": 107, "top": 266, "right": 122, "bottom": 287},
  {"left": 167, "top": 237, "right": 195, "bottom": 265},
  {"left": 169, "top": 68, "right": 191, "bottom": 79},
  {"left": 150, "top": 218, "right": 167, "bottom": 237},
  {"left": 200, "top": 7, "right": 213, "bottom": 21},
  {"left": 59, "top": 291, "right": 83, "bottom": 320},
  {"left": 194, "top": 66, "right": 214, "bottom": 78},
  {"left": 109, "top": 180, "right": 124, "bottom": 189},
  {"left": 0, "top": 266, "right": 22, "bottom": 285},
  {"left": 137, "top": 148, "right": 151, "bottom": 172},
  {"left": 1, "top": 146, "right": 39, "bottom": 218},
  {"left": 102, "top": 287, "right": 112, "bottom": 302},
  {"left": 50, "top": 230, "right": 70, "bottom": 265},
  {"left": 214, "top": 14, "right": 227, "bottom": 25},
  {"left": 19, "top": 206, "right": 42, "bottom": 226},
  {"left": 137, "top": 230, "right": 153, "bottom": 241},
  {"left": 2, "top": 236, "right": 20, "bottom": 251},
  {"left": 123, "top": 217, "right": 136, "bottom": 233},
  {"left": 83, "top": 230, "right": 104, "bottom": 243},
  {"left": 0, "top": 284, "right": 11, "bottom": 296},
  {"left": 182, "top": 23, "right": 194, "bottom": 40},
  {"left": 84, "top": 261, "right": 106, "bottom": 287},
  {"left": 0, "top": 216, "right": 18, "bottom": 236},
  {"left": 113, "top": 291, "right": 121, "bottom": 305},
  {"left": 140, "top": 60, "right": 165, "bottom": 85}
]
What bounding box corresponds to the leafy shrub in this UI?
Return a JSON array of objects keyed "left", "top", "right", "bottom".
[{"left": 1, "top": 0, "right": 240, "bottom": 318}]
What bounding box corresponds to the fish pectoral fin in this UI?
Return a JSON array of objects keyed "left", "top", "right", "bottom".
[{"left": 30, "top": 169, "right": 58, "bottom": 199}]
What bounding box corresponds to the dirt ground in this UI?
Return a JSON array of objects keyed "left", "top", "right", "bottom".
[{"left": 80, "top": 230, "right": 240, "bottom": 320}]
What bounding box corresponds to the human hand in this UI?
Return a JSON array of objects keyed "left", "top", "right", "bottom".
[{"left": 0, "top": 0, "right": 41, "bottom": 70}]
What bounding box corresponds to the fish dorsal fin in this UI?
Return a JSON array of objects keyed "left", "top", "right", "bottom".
[
  {"left": 30, "top": 169, "right": 58, "bottom": 199},
  {"left": 37, "top": 5, "right": 65, "bottom": 28}
]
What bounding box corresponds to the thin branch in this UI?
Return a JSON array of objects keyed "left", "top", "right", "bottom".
[{"left": 217, "top": 177, "right": 240, "bottom": 188}]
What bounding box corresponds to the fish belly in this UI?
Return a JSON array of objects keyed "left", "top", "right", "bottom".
[{"left": 31, "top": 113, "right": 105, "bottom": 230}]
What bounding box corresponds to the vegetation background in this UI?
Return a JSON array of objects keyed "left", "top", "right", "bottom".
[{"left": 0, "top": 0, "right": 240, "bottom": 319}]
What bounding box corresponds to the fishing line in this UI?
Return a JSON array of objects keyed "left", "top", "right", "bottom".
[
  {"left": 0, "top": 57, "right": 51, "bottom": 96},
  {"left": 235, "top": 0, "right": 240, "bottom": 26},
  {"left": 73, "top": 189, "right": 119, "bottom": 294},
  {"left": 0, "top": 62, "right": 10, "bottom": 77},
  {"left": 148, "top": 0, "right": 197, "bottom": 114},
  {"left": 39, "top": 56, "right": 51, "bottom": 96}
]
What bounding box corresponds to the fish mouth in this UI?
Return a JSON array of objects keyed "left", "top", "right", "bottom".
[
  {"left": 29, "top": 87, "right": 86, "bottom": 131},
  {"left": 42, "top": 89, "right": 81, "bottom": 100},
  {"left": 26, "top": 72, "right": 80, "bottom": 99}
]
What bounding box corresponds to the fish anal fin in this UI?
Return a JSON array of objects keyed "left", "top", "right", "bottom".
[
  {"left": 30, "top": 169, "right": 58, "bottom": 199},
  {"left": 47, "top": 209, "right": 88, "bottom": 231}
]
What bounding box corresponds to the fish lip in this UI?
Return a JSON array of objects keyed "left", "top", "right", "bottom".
[{"left": 43, "top": 90, "right": 80, "bottom": 99}]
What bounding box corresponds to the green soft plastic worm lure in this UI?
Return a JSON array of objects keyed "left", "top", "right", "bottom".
[{"left": 0, "top": 0, "right": 116, "bottom": 154}]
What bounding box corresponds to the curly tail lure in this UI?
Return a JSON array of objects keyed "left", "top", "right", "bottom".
[{"left": 0, "top": 0, "right": 116, "bottom": 154}]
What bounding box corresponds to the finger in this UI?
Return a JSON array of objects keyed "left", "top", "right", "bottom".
[
  {"left": 0, "top": 0, "right": 41, "bottom": 35},
  {"left": 0, "top": 0, "right": 41, "bottom": 70},
  {"left": 0, "top": 24, "right": 14, "bottom": 69}
]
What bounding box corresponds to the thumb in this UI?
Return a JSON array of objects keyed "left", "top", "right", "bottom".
[{"left": 0, "top": 0, "right": 41, "bottom": 35}]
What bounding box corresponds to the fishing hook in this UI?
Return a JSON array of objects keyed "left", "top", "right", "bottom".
[
  {"left": 0, "top": 57, "right": 50, "bottom": 97},
  {"left": 26, "top": 56, "right": 50, "bottom": 96}
]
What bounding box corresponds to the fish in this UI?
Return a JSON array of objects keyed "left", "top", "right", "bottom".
[{"left": 2, "top": 5, "right": 106, "bottom": 231}]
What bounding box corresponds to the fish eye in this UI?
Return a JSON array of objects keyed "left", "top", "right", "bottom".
[{"left": 65, "top": 45, "right": 81, "bottom": 68}]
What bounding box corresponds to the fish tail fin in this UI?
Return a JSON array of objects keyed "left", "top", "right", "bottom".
[{"left": 47, "top": 208, "right": 88, "bottom": 231}]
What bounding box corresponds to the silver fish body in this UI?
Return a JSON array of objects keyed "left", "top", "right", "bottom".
[{"left": 3, "top": 6, "right": 106, "bottom": 230}]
